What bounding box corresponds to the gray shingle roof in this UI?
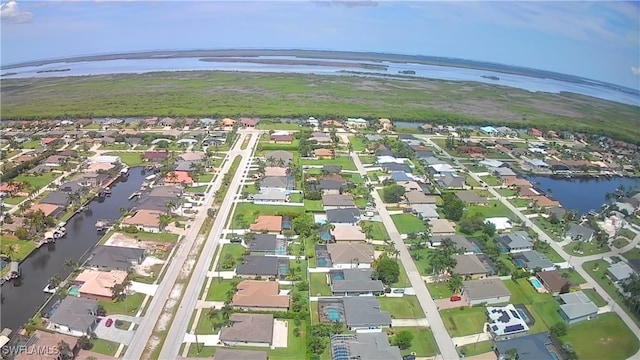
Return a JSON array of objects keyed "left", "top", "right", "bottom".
[
  {"left": 330, "top": 269, "right": 384, "bottom": 293},
  {"left": 559, "top": 291, "right": 598, "bottom": 320},
  {"left": 463, "top": 278, "right": 511, "bottom": 301},
  {"left": 87, "top": 245, "right": 145, "bottom": 271},
  {"left": 236, "top": 256, "right": 286, "bottom": 276},
  {"left": 219, "top": 313, "right": 273, "bottom": 344},
  {"left": 495, "top": 333, "right": 555, "bottom": 360},
  {"left": 49, "top": 297, "right": 98, "bottom": 333},
  {"left": 248, "top": 234, "right": 278, "bottom": 252},
  {"left": 498, "top": 231, "right": 533, "bottom": 250},
  {"left": 518, "top": 250, "right": 554, "bottom": 270},
  {"left": 40, "top": 191, "right": 70, "bottom": 206},
  {"left": 326, "top": 208, "right": 360, "bottom": 224},
  {"left": 350, "top": 332, "right": 402, "bottom": 360},
  {"left": 343, "top": 297, "right": 391, "bottom": 328},
  {"left": 565, "top": 223, "right": 595, "bottom": 241}
]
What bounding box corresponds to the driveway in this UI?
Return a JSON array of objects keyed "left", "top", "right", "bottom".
[
  {"left": 130, "top": 281, "right": 158, "bottom": 296},
  {"left": 434, "top": 298, "right": 467, "bottom": 310},
  {"left": 272, "top": 320, "right": 288, "bottom": 348},
  {"left": 94, "top": 316, "right": 138, "bottom": 345}
]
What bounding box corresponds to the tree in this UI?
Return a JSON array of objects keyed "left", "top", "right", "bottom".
[
  {"left": 505, "top": 348, "right": 519, "bottom": 360},
  {"left": 158, "top": 214, "right": 172, "bottom": 231},
  {"left": 57, "top": 340, "right": 73, "bottom": 360},
  {"left": 382, "top": 184, "right": 405, "bottom": 203},
  {"left": 448, "top": 273, "right": 464, "bottom": 294},
  {"left": 441, "top": 192, "right": 465, "bottom": 221},
  {"left": 373, "top": 256, "right": 400, "bottom": 285},
  {"left": 64, "top": 259, "right": 78, "bottom": 269},
  {"left": 111, "top": 283, "right": 126, "bottom": 301},
  {"left": 550, "top": 322, "right": 568, "bottom": 337},
  {"left": 392, "top": 330, "right": 414, "bottom": 350},
  {"left": 77, "top": 336, "right": 93, "bottom": 350},
  {"left": 48, "top": 275, "right": 61, "bottom": 289}
]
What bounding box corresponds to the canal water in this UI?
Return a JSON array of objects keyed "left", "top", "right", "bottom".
[
  {"left": 0, "top": 169, "right": 146, "bottom": 332},
  {"left": 527, "top": 176, "right": 640, "bottom": 216}
]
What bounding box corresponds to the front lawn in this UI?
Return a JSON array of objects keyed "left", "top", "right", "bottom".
[
  {"left": 0, "top": 236, "right": 36, "bottom": 262},
  {"left": 361, "top": 220, "right": 389, "bottom": 240},
  {"left": 557, "top": 268, "right": 585, "bottom": 285},
  {"left": 378, "top": 296, "right": 424, "bottom": 319},
  {"left": 582, "top": 288, "right": 607, "bottom": 307},
  {"left": 310, "top": 273, "right": 331, "bottom": 296},
  {"left": 612, "top": 237, "right": 630, "bottom": 249},
  {"left": 232, "top": 203, "right": 304, "bottom": 226},
  {"left": 2, "top": 196, "right": 26, "bottom": 205},
  {"left": 426, "top": 282, "right": 454, "bottom": 299},
  {"left": 458, "top": 340, "right": 494, "bottom": 357},
  {"left": 104, "top": 152, "right": 145, "bottom": 167},
  {"left": 623, "top": 247, "right": 640, "bottom": 261},
  {"left": 495, "top": 188, "right": 516, "bottom": 197},
  {"left": 215, "top": 244, "right": 246, "bottom": 271},
  {"left": 391, "top": 214, "right": 426, "bottom": 234},
  {"left": 509, "top": 198, "right": 532, "bottom": 208},
  {"left": 440, "top": 306, "right": 487, "bottom": 337},
  {"left": 99, "top": 292, "right": 145, "bottom": 316},
  {"left": 618, "top": 228, "right": 636, "bottom": 240},
  {"left": 563, "top": 241, "right": 610, "bottom": 256},
  {"left": 197, "top": 173, "right": 214, "bottom": 182},
  {"left": 478, "top": 175, "right": 501, "bottom": 186},
  {"left": 560, "top": 313, "right": 639, "bottom": 360},
  {"left": 186, "top": 185, "right": 208, "bottom": 193},
  {"left": 91, "top": 339, "right": 119, "bottom": 356},
  {"left": 466, "top": 200, "right": 513, "bottom": 218},
  {"left": 388, "top": 327, "right": 438, "bottom": 357},
  {"left": 130, "top": 231, "right": 180, "bottom": 243},
  {"left": 205, "top": 279, "right": 236, "bottom": 301},
  {"left": 14, "top": 172, "right": 58, "bottom": 188}
]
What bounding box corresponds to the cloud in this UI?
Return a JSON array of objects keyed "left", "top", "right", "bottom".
[
  {"left": 632, "top": 67, "right": 640, "bottom": 76},
  {"left": 311, "top": 0, "right": 377, "bottom": 8},
  {"left": 1, "top": 0, "right": 33, "bottom": 23}
]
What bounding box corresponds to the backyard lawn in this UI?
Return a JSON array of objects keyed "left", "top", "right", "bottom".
[
  {"left": 99, "top": 292, "right": 145, "bottom": 316},
  {"left": 427, "top": 282, "right": 454, "bottom": 299},
  {"left": 440, "top": 306, "right": 487, "bottom": 337},
  {"left": 205, "top": 279, "right": 236, "bottom": 301},
  {"left": 388, "top": 327, "right": 438, "bottom": 357},
  {"left": 361, "top": 220, "right": 389, "bottom": 240},
  {"left": 310, "top": 273, "right": 331, "bottom": 296},
  {"left": 391, "top": 214, "right": 426, "bottom": 234},
  {"left": 378, "top": 296, "right": 425, "bottom": 319},
  {"left": 14, "top": 172, "right": 58, "bottom": 188},
  {"left": 563, "top": 241, "right": 610, "bottom": 256},
  {"left": 560, "top": 314, "right": 639, "bottom": 360},
  {"left": 0, "top": 236, "right": 36, "bottom": 262},
  {"left": 104, "top": 152, "right": 145, "bottom": 167}
]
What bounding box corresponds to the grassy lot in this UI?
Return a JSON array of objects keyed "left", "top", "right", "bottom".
[
  {"left": 502, "top": 278, "right": 569, "bottom": 333},
  {"left": 583, "top": 259, "right": 640, "bottom": 327},
  {"left": 558, "top": 268, "right": 585, "bottom": 285},
  {"left": 612, "top": 237, "right": 630, "bottom": 249},
  {"left": 2, "top": 71, "right": 639, "bottom": 144},
  {"left": 186, "top": 185, "right": 208, "bottom": 193},
  {"left": 536, "top": 244, "right": 564, "bottom": 262},
  {"left": 618, "top": 228, "right": 636, "bottom": 240},
  {"left": 91, "top": 339, "right": 119, "bottom": 356},
  {"left": 196, "top": 173, "right": 215, "bottom": 182},
  {"left": 130, "top": 231, "right": 180, "bottom": 243},
  {"left": 104, "top": 152, "right": 145, "bottom": 167},
  {"left": 582, "top": 288, "right": 608, "bottom": 307},
  {"left": 623, "top": 247, "right": 640, "bottom": 261},
  {"left": 215, "top": 244, "right": 246, "bottom": 271},
  {"left": 427, "top": 282, "right": 454, "bottom": 299},
  {"left": 478, "top": 175, "right": 501, "bottom": 186},
  {"left": 300, "top": 157, "right": 357, "bottom": 170},
  {"left": 495, "top": 188, "right": 516, "bottom": 197},
  {"left": 310, "top": 273, "right": 331, "bottom": 296},
  {"left": 466, "top": 200, "right": 513, "bottom": 218},
  {"left": 465, "top": 175, "right": 481, "bottom": 188},
  {"left": 99, "top": 292, "right": 145, "bottom": 316},
  {"left": 563, "top": 241, "right": 610, "bottom": 256},
  {"left": 21, "top": 140, "right": 42, "bottom": 149},
  {"left": 348, "top": 136, "right": 367, "bottom": 151},
  {"left": 361, "top": 220, "right": 389, "bottom": 240},
  {"left": 2, "top": 196, "right": 26, "bottom": 205},
  {"left": 510, "top": 198, "right": 533, "bottom": 208},
  {"left": 205, "top": 279, "right": 236, "bottom": 301},
  {"left": 388, "top": 327, "right": 439, "bottom": 357},
  {"left": 0, "top": 236, "right": 37, "bottom": 262},
  {"left": 256, "top": 122, "right": 302, "bottom": 130},
  {"left": 560, "top": 313, "right": 639, "bottom": 360},
  {"left": 410, "top": 248, "right": 434, "bottom": 275},
  {"left": 392, "top": 261, "right": 411, "bottom": 288},
  {"left": 14, "top": 172, "right": 58, "bottom": 188},
  {"left": 378, "top": 296, "right": 425, "bottom": 319},
  {"left": 458, "top": 340, "right": 494, "bottom": 357},
  {"left": 533, "top": 217, "right": 565, "bottom": 240},
  {"left": 232, "top": 203, "right": 305, "bottom": 226},
  {"left": 440, "top": 306, "right": 487, "bottom": 337},
  {"left": 391, "top": 214, "right": 426, "bottom": 234},
  {"left": 259, "top": 140, "right": 301, "bottom": 151},
  {"left": 100, "top": 143, "right": 130, "bottom": 150}
]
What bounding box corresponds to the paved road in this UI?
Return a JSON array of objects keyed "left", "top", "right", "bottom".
[
  {"left": 351, "top": 152, "right": 459, "bottom": 360},
  {"left": 426, "top": 138, "right": 640, "bottom": 356},
  {"left": 124, "top": 132, "right": 254, "bottom": 359},
  {"left": 158, "top": 130, "right": 260, "bottom": 359}
]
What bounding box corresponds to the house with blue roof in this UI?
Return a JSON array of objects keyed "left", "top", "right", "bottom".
[{"left": 480, "top": 126, "right": 499, "bottom": 135}]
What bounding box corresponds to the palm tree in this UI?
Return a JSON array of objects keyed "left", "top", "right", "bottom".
[
  {"left": 111, "top": 283, "right": 126, "bottom": 301},
  {"left": 165, "top": 200, "right": 176, "bottom": 214},
  {"left": 448, "top": 273, "right": 464, "bottom": 294},
  {"left": 158, "top": 214, "right": 172, "bottom": 231},
  {"left": 388, "top": 246, "right": 400, "bottom": 262},
  {"left": 48, "top": 275, "right": 62, "bottom": 289},
  {"left": 64, "top": 259, "right": 78, "bottom": 269},
  {"left": 3, "top": 244, "right": 19, "bottom": 260}
]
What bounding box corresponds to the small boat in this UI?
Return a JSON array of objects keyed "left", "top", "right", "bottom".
[
  {"left": 95, "top": 219, "right": 111, "bottom": 232},
  {"left": 52, "top": 229, "right": 66, "bottom": 238},
  {"left": 103, "top": 187, "right": 112, "bottom": 196},
  {"left": 44, "top": 231, "right": 56, "bottom": 243},
  {"left": 120, "top": 166, "right": 130, "bottom": 176},
  {"left": 43, "top": 283, "right": 58, "bottom": 294},
  {"left": 7, "top": 261, "right": 20, "bottom": 280}
]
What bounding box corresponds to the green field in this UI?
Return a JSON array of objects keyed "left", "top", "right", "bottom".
[
  {"left": 388, "top": 327, "right": 439, "bottom": 357},
  {"left": 440, "top": 306, "right": 487, "bottom": 337},
  {"left": 1, "top": 196, "right": 26, "bottom": 205},
  {"left": 390, "top": 214, "right": 427, "bottom": 234},
  {"left": 458, "top": 340, "right": 494, "bottom": 357},
  {"left": 99, "top": 292, "right": 145, "bottom": 316},
  {"left": 426, "top": 282, "right": 454, "bottom": 299},
  {"left": 205, "top": 279, "right": 236, "bottom": 301},
  {"left": 232, "top": 203, "right": 305, "bottom": 226},
  {"left": 378, "top": 296, "right": 425, "bottom": 319},
  {"left": 466, "top": 200, "right": 513, "bottom": 218},
  {"left": 300, "top": 157, "right": 357, "bottom": 170},
  {"left": 0, "top": 236, "right": 37, "bottom": 262},
  {"left": 560, "top": 314, "right": 639, "bottom": 360},
  {"left": 2, "top": 71, "right": 639, "bottom": 144},
  {"left": 91, "top": 339, "right": 119, "bottom": 356},
  {"left": 104, "top": 152, "right": 145, "bottom": 167},
  {"left": 14, "top": 173, "right": 58, "bottom": 188},
  {"left": 360, "top": 220, "right": 389, "bottom": 240}
]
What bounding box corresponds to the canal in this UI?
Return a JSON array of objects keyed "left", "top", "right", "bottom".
[
  {"left": 527, "top": 176, "right": 640, "bottom": 216},
  {"left": 0, "top": 169, "right": 146, "bottom": 332}
]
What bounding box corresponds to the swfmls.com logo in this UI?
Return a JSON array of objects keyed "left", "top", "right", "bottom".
[{"left": 1, "top": 345, "right": 61, "bottom": 356}]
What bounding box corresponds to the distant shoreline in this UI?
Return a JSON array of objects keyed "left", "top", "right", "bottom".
[{"left": 198, "top": 57, "right": 388, "bottom": 70}]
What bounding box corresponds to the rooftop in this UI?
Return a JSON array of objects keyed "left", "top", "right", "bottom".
[
  {"left": 232, "top": 280, "right": 290, "bottom": 309},
  {"left": 219, "top": 313, "right": 274, "bottom": 344},
  {"left": 463, "top": 278, "right": 511, "bottom": 300},
  {"left": 487, "top": 304, "right": 530, "bottom": 336}
]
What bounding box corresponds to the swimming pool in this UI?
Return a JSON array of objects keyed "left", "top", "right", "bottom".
[
  {"left": 326, "top": 307, "right": 343, "bottom": 322},
  {"left": 321, "top": 230, "right": 332, "bottom": 242},
  {"left": 317, "top": 258, "right": 329, "bottom": 267},
  {"left": 331, "top": 273, "right": 344, "bottom": 281},
  {"left": 517, "top": 309, "right": 529, "bottom": 322},
  {"left": 68, "top": 285, "right": 80, "bottom": 296},
  {"left": 529, "top": 277, "right": 543, "bottom": 290},
  {"left": 514, "top": 259, "right": 526, "bottom": 268},
  {"left": 279, "top": 264, "right": 289, "bottom": 275}
]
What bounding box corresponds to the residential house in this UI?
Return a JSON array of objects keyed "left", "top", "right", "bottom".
[
  {"left": 429, "top": 219, "right": 456, "bottom": 236},
  {"left": 232, "top": 280, "right": 290, "bottom": 311},
  {"left": 431, "top": 235, "right": 477, "bottom": 254},
  {"left": 330, "top": 268, "right": 384, "bottom": 296},
  {"left": 322, "top": 194, "right": 356, "bottom": 209},
  {"left": 342, "top": 297, "right": 392, "bottom": 330},
  {"left": 536, "top": 270, "right": 570, "bottom": 295},
  {"left": 247, "top": 234, "right": 279, "bottom": 254},
  {"left": 213, "top": 349, "right": 268, "bottom": 360},
  {"left": 330, "top": 224, "right": 367, "bottom": 242},
  {"left": 28, "top": 203, "right": 63, "bottom": 218},
  {"left": 164, "top": 171, "right": 194, "bottom": 186},
  {"left": 14, "top": 330, "right": 79, "bottom": 360},
  {"left": 322, "top": 165, "right": 342, "bottom": 174},
  {"left": 144, "top": 151, "right": 170, "bottom": 162},
  {"left": 314, "top": 148, "right": 334, "bottom": 159},
  {"left": 492, "top": 167, "right": 517, "bottom": 177},
  {"left": 494, "top": 333, "right": 560, "bottom": 360},
  {"left": 179, "top": 151, "right": 206, "bottom": 162},
  {"left": 145, "top": 185, "right": 182, "bottom": 199},
  {"left": 253, "top": 188, "right": 289, "bottom": 203},
  {"left": 411, "top": 204, "right": 439, "bottom": 220},
  {"left": 513, "top": 250, "right": 555, "bottom": 272},
  {"left": 269, "top": 134, "right": 293, "bottom": 144},
  {"left": 429, "top": 163, "right": 456, "bottom": 176},
  {"left": 607, "top": 261, "right": 634, "bottom": 283},
  {"left": 454, "top": 254, "right": 488, "bottom": 280},
  {"left": 309, "top": 132, "right": 332, "bottom": 143},
  {"left": 42, "top": 155, "right": 68, "bottom": 167},
  {"left": 329, "top": 332, "right": 401, "bottom": 360},
  {"left": 547, "top": 206, "right": 567, "bottom": 219},
  {"left": 326, "top": 208, "right": 361, "bottom": 225},
  {"left": 236, "top": 256, "right": 289, "bottom": 279},
  {"left": 405, "top": 191, "right": 437, "bottom": 205},
  {"left": 249, "top": 215, "right": 283, "bottom": 233},
  {"left": 436, "top": 174, "right": 466, "bottom": 189},
  {"left": 378, "top": 118, "right": 393, "bottom": 131},
  {"left": 40, "top": 191, "right": 71, "bottom": 207},
  {"left": 221, "top": 118, "right": 236, "bottom": 130},
  {"left": 457, "top": 145, "right": 485, "bottom": 156},
  {"left": 346, "top": 118, "right": 368, "bottom": 129},
  {"left": 311, "top": 179, "right": 344, "bottom": 195},
  {"left": 525, "top": 159, "right": 549, "bottom": 169},
  {"left": 86, "top": 245, "right": 146, "bottom": 272},
  {"left": 389, "top": 172, "right": 413, "bottom": 182},
  {"left": 260, "top": 176, "right": 293, "bottom": 190},
  {"left": 122, "top": 209, "right": 164, "bottom": 233},
  {"left": 47, "top": 297, "right": 98, "bottom": 337},
  {"left": 463, "top": 278, "right": 511, "bottom": 305},
  {"left": 529, "top": 128, "right": 544, "bottom": 137},
  {"left": 73, "top": 269, "right": 128, "bottom": 301},
  {"left": 174, "top": 160, "right": 199, "bottom": 172},
  {"left": 396, "top": 181, "right": 422, "bottom": 193},
  {"left": 456, "top": 191, "right": 488, "bottom": 205},
  {"left": 558, "top": 291, "right": 599, "bottom": 324},
  {"left": 565, "top": 223, "right": 595, "bottom": 242},
  {"left": 219, "top": 313, "right": 273, "bottom": 347},
  {"left": 240, "top": 118, "right": 259, "bottom": 128},
  {"left": 487, "top": 304, "right": 530, "bottom": 339},
  {"left": 327, "top": 243, "right": 374, "bottom": 269},
  {"left": 323, "top": 119, "right": 343, "bottom": 128},
  {"left": 380, "top": 163, "right": 412, "bottom": 173},
  {"left": 497, "top": 231, "right": 534, "bottom": 253}
]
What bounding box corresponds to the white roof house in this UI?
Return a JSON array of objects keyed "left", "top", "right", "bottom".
[
  {"left": 479, "top": 159, "right": 504, "bottom": 168},
  {"left": 487, "top": 304, "right": 529, "bottom": 338},
  {"left": 92, "top": 155, "right": 121, "bottom": 164},
  {"left": 485, "top": 217, "right": 513, "bottom": 231},
  {"left": 377, "top": 156, "right": 407, "bottom": 164},
  {"left": 429, "top": 163, "right": 456, "bottom": 174}
]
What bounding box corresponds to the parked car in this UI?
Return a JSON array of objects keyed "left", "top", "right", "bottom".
[
  {"left": 105, "top": 318, "right": 113, "bottom": 327},
  {"left": 230, "top": 237, "right": 242, "bottom": 243},
  {"left": 393, "top": 289, "right": 405, "bottom": 294},
  {"left": 450, "top": 295, "right": 462, "bottom": 302}
]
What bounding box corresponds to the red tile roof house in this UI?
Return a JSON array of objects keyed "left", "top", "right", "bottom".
[
  {"left": 240, "top": 118, "right": 259, "bottom": 128},
  {"left": 314, "top": 148, "right": 334, "bottom": 159},
  {"left": 232, "top": 280, "right": 290, "bottom": 311},
  {"left": 40, "top": 137, "right": 58, "bottom": 146},
  {"left": 270, "top": 134, "right": 294, "bottom": 144},
  {"left": 529, "top": 128, "right": 544, "bottom": 137},
  {"left": 164, "top": 171, "right": 193, "bottom": 186},
  {"left": 143, "top": 151, "right": 170, "bottom": 162},
  {"left": 457, "top": 146, "right": 485, "bottom": 155}
]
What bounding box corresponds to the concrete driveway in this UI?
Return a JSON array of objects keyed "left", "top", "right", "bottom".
[{"left": 94, "top": 315, "right": 139, "bottom": 345}]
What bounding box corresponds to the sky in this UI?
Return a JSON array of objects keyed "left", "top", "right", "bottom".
[{"left": 1, "top": 1, "right": 639, "bottom": 89}]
